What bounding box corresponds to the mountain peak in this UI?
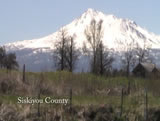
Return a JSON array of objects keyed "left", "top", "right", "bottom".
[
  {"left": 86, "top": 8, "right": 98, "bottom": 13},
  {"left": 79, "top": 8, "right": 118, "bottom": 23},
  {"left": 5, "top": 8, "right": 160, "bottom": 50},
  {"left": 81, "top": 8, "right": 101, "bottom": 18}
]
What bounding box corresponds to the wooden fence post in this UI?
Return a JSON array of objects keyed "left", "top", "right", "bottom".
[
  {"left": 37, "top": 92, "right": 41, "bottom": 117},
  {"left": 144, "top": 88, "right": 148, "bottom": 121},
  {"left": 127, "top": 80, "right": 131, "bottom": 94},
  {"left": 69, "top": 88, "right": 72, "bottom": 113},
  {"left": 120, "top": 88, "right": 124, "bottom": 117},
  {"left": 22, "top": 64, "right": 25, "bottom": 82}
]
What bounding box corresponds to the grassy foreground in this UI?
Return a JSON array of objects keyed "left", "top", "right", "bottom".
[{"left": 0, "top": 70, "right": 160, "bottom": 120}]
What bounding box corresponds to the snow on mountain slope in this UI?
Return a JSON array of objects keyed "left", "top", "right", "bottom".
[
  {"left": 5, "top": 8, "right": 160, "bottom": 51},
  {"left": 4, "top": 8, "right": 160, "bottom": 71}
]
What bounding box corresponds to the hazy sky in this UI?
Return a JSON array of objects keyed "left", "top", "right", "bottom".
[{"left": 0, "top": 0, "right": 160, "bottom": 45}]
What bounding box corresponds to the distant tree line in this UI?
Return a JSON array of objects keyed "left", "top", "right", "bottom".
[
  {"left": 53, "top": 18, "right": 152, "bottom": 77},
  {"left": 0, "top": 46, "right": 18, "bottom": 71},
  {"left": 0, "top": 18, "right": 152, "bottom": 77}
]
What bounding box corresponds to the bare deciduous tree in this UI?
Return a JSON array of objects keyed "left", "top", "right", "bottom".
[
  {"left": 119, "top": 38, "right": 136, "bottom": 77},
  {"left": 65, "top": 36, "right": 79, "bottom": 72},
  {"left": 84, "top": 19, "right": 114, "bottom": 75},
  {"left": 135, "top": 39, "right": 152, "bottom": 63},
  {"left": 54, "top": 28, "right": 68, "bottom": 71},
  {"left": 97, "top": 41, "right": 114, "bottom": 75},
  {"left": 54, "top": 28, "right": 79, "bottom": 72},
  {"left": 84, "top": 19, "right": 103, "bottom": 74}
]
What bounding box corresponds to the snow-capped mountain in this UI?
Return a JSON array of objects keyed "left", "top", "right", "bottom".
[{"left": 4, "top": 8, "right": 160, "bottom": 71}]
